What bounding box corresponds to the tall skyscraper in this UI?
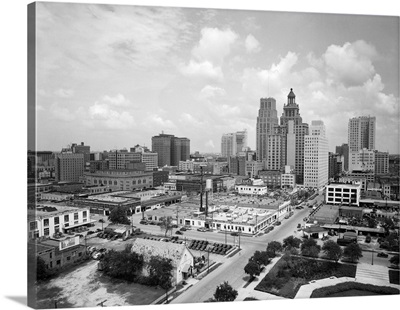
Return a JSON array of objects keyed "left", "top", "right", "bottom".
[
  {"left": 221, "top": 130, "right": 248, "bottom": 157},
  {"left": 152, "top": 133, "right": 190, "bottom": 167},
  {"left": 375, "top": 151, "right": 389, "bottom": 175},
  {"left": 256, "top": 98, "right": 278, "bottom": 161},
  {"left": 348, "top": 116, "right": 376, "bottom": 152},
  {"left": 304, "top": 120, "right": 329, "bottom": 189},
  {"left": 280, "top": 89, "right": 309, "bottom": 184},
  {"left": 54, "top": 152, "right": 84, "bottom": 182}
]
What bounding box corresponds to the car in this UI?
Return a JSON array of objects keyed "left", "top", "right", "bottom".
[
  {"left": 365, "top": 236, "right": 371, "bottom": 243},
  {"left": 303, "top": 217, "right": 308, "bottom": 222},
  {"left": 184, "top": 225, "right": 192, "bottom": 230},
  {"left": 139, "top": 220, "right": 148, "bottom": 225},
  {"left": 197, "top": 227, "right": 208, "bottom": 232},
  {"left": 297, "top": 223, "right": 301, "bottom": 228},
  {"left": 175, "top": 231, "right": 183, "bottom": 235},
  {"left": 180, "top": 227, "right": 187, "bottom": 231},
  {"left": 274, "top": 221, "right": 281, "bottom": 226},
  {"left": 377, "top": 252, "right": 388, "bottom": 258},
  {"left": 231, "top": 232, "right": 239, "bottom": 236}
]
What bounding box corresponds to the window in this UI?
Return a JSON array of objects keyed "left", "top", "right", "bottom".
[
  {"left": 43, "top": 219, "right": 49, "bottom": 227},
  {"left": 44, "top": 228, "right": 50, "bottom": 236},
  {"left": 56, "top": 260, "right": 61, "bottom": 265},
  {"left": 29, "top": 221, "right": 37, "bottom": 231},
  {"left": 74, "top": 213, "right": 78, "bottom": 220},
  {"left": 67, "top": 256, "right": 71, "bottom": 261},
  {"left": 64, "top": 214, "right": 69, "bottom": 222},
  {"left": 54, "top": 226, "right": 60, "bottom": 233},
  {"left": 50, "top": 252, "right": 53, "bottom": 259},
  {"left": 83, "top": 211, "right": 87, "bottom": 218},
  {"left": 54, "top": 217, "right": 59, "bottom": 225}
]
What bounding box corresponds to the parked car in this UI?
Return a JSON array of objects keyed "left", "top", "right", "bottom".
[
  {"left": 365, "top": 235, "right": 371, "bottom": 243},
  {"left": 377, "top": 252, "right": 388, "bottom": 258},
  {"left": 184, "top": 225, "right": 192, "bottom": 230},
  {"left": 139, "top": 220, "right": 148, "bottom": 225},
  {"left": 297, "top": 223, "right": 301, "bottom": 228},
  {"left": 274, "top": 221, "right": 281, "bottom": 226},
  {"left": 180, "top": 227, "right": 187, "bottom": 231},
  {"left": 197, "top": 227, "right": 208, "bottom": 232},
  {"left": 231, "top": 232, "right": 239, "bottom": 236},
  {"left": 175, "top": 231, "right": 183, "bottom": 235}
]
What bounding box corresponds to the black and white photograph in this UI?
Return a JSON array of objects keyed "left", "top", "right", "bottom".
[{"left": 1, "top": 1, "right": 400, "bottom": 310}]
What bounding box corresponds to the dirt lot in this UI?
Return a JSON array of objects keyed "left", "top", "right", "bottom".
[{"left": 36, "top": 259, "right": 164, "bottom": 308}]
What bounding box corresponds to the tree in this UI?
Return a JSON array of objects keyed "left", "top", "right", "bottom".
[
  {"left": 343, "top": 243, "right": 363, "bottom": 263},
  {"left": 251, "top": 250, "right": 270, "bottom": 267},
  {"left": 301, "top": 238, "right": 321, "bottom": 258},
  {"left": 102, "top": 246, "right": 144, "bottom": 281},
  {"left": 267, "top": 241, "right": 282, "bottom": 257},
  {"left": 36, "top": 256, "right": 52, "bottom": 281},
  {"left": 108, "top": 206, "right": 131, "bottom": 225},
  {"left": 147, "top": 255, "right": 174, "bottom": 288},
  {"left": 322, "top": 240, "right": 343, "bottom": 263},
  {"left": 159, "top": 216, "right": 174, "bottom": 237},
  {"left": 213, "top": 281, "right": 238, "bottom": 302},
  {"left": 283, "top": 235, "right": 301, "bottom": 250},
  {"left": 390, "top": 254, "right": 399, "bottom": 266},
  {"left": 244, "top": 261, "right": 260, "bottom": 279}
]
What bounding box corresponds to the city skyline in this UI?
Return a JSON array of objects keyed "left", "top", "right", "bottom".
[{"left": 32, "top": 2, "right": 399, "bottom": 154}]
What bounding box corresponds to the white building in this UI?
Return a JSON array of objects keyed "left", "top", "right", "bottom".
[
  {"left": 304, "top": 120, "right": 329, "bottom": 190},
  {"left": 28, "top": 204, "right": 92, "bottom": 239},
  {"left": 178, "top": 160, "right": 195, "bottom": 172},
  {"left": 325, "top": 183, "right": 362, "bottom": 206},
  {"left": 349, "top": 148, "right": 375, "bottom": 172},
  {"left": 221, "top": 130, "right": 248, "bottom": 157},
  {"left": 235, "top": 184, "right": 268, "bottom": 195},
  {"left": 245, "top": 161, "right": 264, "bottom": 178},
  {"left": 281, "top": 165, "right": 296, "bottom": 188}
]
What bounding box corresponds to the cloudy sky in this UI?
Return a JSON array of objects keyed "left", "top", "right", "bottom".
[{"left": 34, "top": 2, "right": 399, "bottom": 154}]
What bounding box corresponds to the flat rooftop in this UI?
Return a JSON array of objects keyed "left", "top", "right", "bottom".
[{"left": 28, "top": 203, "right": 87, "bottom": 220}]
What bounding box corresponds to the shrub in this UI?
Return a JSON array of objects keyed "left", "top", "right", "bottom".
[{"left": 311, "top": 282, "right": 400, "bottom": 298}]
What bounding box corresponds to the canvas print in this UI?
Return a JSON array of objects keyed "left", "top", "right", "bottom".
[{"left": 27, "top": 1, "right": 400, "bottom": 309}]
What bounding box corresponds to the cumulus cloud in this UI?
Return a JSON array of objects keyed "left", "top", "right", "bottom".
[
  {"left": 245, "top": 34, "right": 261, "bottom": 53},
  {"left": 102, "top": 94, "right": 131, "bottom": 107},
  {"left": 87, "top": 95, "right": 135, "bottom": 129},
  {"left": 198, "top": 85, "right": 226, "bottom": 100},
  {"left": 192, "top": 28, "right": 238, "bottom": 65},
  {"left": 179, "top": 60, "right": 223, "bottom": 80},
  {"left": 323, "top": 40, "right": 377, "bottom": 87}
]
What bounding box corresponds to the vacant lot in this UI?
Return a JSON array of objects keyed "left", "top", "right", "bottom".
[{"left": 36, "top": 259, "right": 164, "bottom": 308}]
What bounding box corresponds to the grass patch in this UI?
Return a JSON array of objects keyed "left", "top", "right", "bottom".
[
  {"left": 310, "top": 282, "right": 400, "bottom": 298},
  {"left": 389, "top": 269, "right": 400, "bottom": 285},
  {"left": 255, "top": 255, "right": 357, "bottom": 299}
]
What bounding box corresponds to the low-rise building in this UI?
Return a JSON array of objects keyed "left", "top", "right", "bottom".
[
  {"left": 325, "top": 183, "right": 362, "bottom": 206},
  {"left": 28, "top": 235, "right": 86, "bottom": 270},
  {"left": 28, "top": 204, "right": 93, "bottom": 240},
  {"left": 235, "top": 184, "right": 268, "bottom": 196}
]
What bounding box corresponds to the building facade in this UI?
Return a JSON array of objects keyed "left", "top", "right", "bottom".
[
  {"left": 152, "top": 133, "right": 190, "bottom": 167},
  {"left": 256, "top": 97, "right": 279, "bottom": 161},
  {"left": 325, "top": 183, "right": 362, "bottom": 206},
  {"left": 54, "top": 152, "right": 84, "bottom": 182},
  {"left": 349, "top": 148, "right": 375, "bottom": 172},
  {"left": 84, "top": 170, "right": 153, "bottom": 191},
  {"left": 304, "top": 120, "right": 329, "bottom": 189},
  {"left": 348, "top": 116, "right": 376, "bottom": 152},
  {"left": 375, "top": 151, "right": 389, "bottom": 175}
]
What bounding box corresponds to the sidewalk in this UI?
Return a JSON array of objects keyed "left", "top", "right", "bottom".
[{"left": 235, "top": 256, "right": 284, "bottom": 301}]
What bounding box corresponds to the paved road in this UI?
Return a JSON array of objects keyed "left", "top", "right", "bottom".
[{"left": 171, "top": 207, "right": 310, "bottom": 303}]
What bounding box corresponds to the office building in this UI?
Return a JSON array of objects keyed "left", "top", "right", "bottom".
[
  {"left": 304, "top": 120, "right": 329, "bottom": 189},
  {"left": 71, "top": 142, "right": 90, "bottom": 164},
  {"left": 280, "top": 89, "right": 309, "bottom": 184},
  {"left": 152, "top": 133, "right": 190, "bottom": 167},
  {"left": 349, "top": 148, "right": 375, "bottom": 172},
  {"left": 54, "top": 152, "right": 84, "bottom": 182},
  {"left": 256, "top": 98, "right": 279, "bottom": 161},
  {"left": 375, "top": 151, "right": 389, "bottom": 175},
  {"left": 221, "top": 130, "right": 248, "bottom": 157},
  {"left": 348, "top": 116, "right": 376, "bottom": 152},
  {"left": 336, "top": 143, "right": 349, "bottom": 171}
]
